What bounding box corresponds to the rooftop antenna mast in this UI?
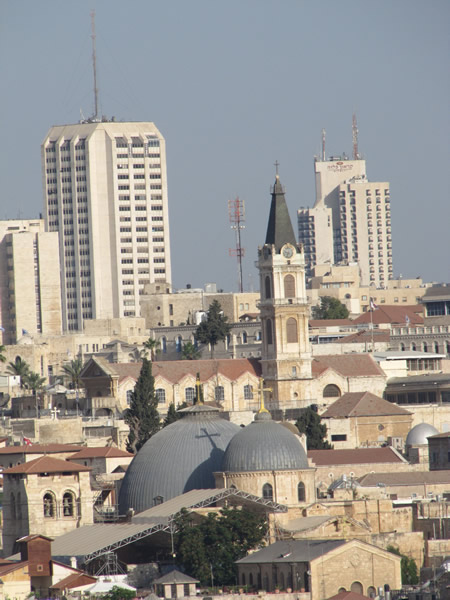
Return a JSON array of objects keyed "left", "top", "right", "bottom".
[
  {"left": 352, "top": 113, "right": 359, "bottom": 160},
  {"left": 90, "top": 9, "right": 99, "bottom": 120},
  {"left": 321, "top": 128, "right": 326, "bottom": 161},
  {"left": 228, "top": 197, "right": 246, "bottom": 293}
]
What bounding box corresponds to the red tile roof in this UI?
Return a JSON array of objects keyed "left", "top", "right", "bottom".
[
  {"left": 68, "top": 446, "right": 133, "bottom": 459},
  {"left": 0, "top": 561, "right": 28, "bottom": 576},
  {"left": 112, "top": 358, "right": 262, "bottom": 384},
  {"left": 321, "top": 392, "right": 411, "bottom": 418},
  {"left": 340, "top": 329, "right": 391, "bottom": 344},
  {"left": 50, "top": 572, "right": 97, "bottom": 590},
  {"left": 0, "top": 444, "right": 83, "bottom": 455},
  {"left": 311, "top": 354, "right": 385, "bottom": 378},
  {"left": 309, "top": 319, "right": 354, "bottom": 327},
  {"left": 3, "top": 456, "right": 91, "bottom": 475},
  {"left": 308, "top": 447, "right": 404, "bottom": 466},
  {"left": 353, "top": 305, "right": 423, "bottom": 326}
]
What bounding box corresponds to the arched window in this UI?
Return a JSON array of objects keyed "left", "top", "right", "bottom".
[
  {"left": 256, "top": 330, "right": 261, "bottom": 341},
  {"left": 126, "top": 390, "right": 133, "bottom": 406},
  {"left": 367, "top": 586, "right": 376, "bottom": 599},
  {"left": 423, "top": 342, "right": 428, "bottom": 352},
  {"left": 153, "top": 495, "right": 164, "bottom": 506},
  {"left": 286, "top": 318, "right": 298, "bottom": 343},
  {"left": 434, "top": 342, "right": 439, "bottom": 353},
  {"left": 265, "top": 276, "right": 272, "bottom": 299},
  {"left": 63, "top": 491, "right": 75, "bottom": 517},
  {"left": 176, "top": 336, "right": 182, "bottom": 352},
  {"left": 244, "top": 384, "right": 253, "bottom": 400},
  {"left": 262, "top": 483, "right": 273, "bottom": 501},
  {"left": 43, "top": 492, "right": 55, "bottom": 518},
  {"left": 297, "top": 481, "right": 306, "bottom": 502},
  {"left": 185, "top": 387, "right": 195, "bottom": 403},
  {"left": 242, "top": 331, "right": 248, "bottom": 344},
  {"left": 161, "top": 337, "right": 167, "bottom": 353},
  {"left": 215, "top": 386, "right": 225, "bottom": 403},
  {"left": 284, "top": 274, "right": 295, "bottom": 298},
  {"left": 155, "top": 388, "right": 166, "bottom": 404},
  {"left": 338, "top": 589, "right": 347, "bottom": 594},
  {"left": 412, "top": 343, "right": 417, "bottom": 351},
  {"left": 266, "top": 319, "right": 273, "bottom": 345},
  {"left": 400, "top": 343, "right": 405, "bottom": 351},
  {"left": 323, "top": 384, "right": 341, "bottom": 398},
  {"left": 10, "top": 492, "right": 16, "bottom": 520},
  {"left": 351, "top": 582, "right": 363, "bottom": 594}
]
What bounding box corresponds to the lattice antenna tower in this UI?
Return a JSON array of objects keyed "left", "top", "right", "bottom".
[
  {"left": 352, "top": 113, "right": 360, "bottom": 160},
  {"left": 228, "top": 197, "right": 246, "bottom": 293},
  {"left": 90, "top": 9, "right": 99, "bottom": 120}
]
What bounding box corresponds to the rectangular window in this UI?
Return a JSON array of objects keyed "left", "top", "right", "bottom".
[{"left": 331, "top": 434, "right": 347, "bottom": 442}]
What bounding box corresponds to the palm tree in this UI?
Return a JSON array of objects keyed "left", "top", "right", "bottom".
[
  {"left": 0, "top": 344, "right": 6, "bottom": 365},
  {"left": 7, "top": 357, "right": 30, "bottom": 388},
  {"left": 60, "top": 358, "right": 84, "bottom": 391},
  {"left": 143, "top": 337, "right": 160, "bottom": 361},
  {"left": 24, "top": 372, "right": 46, "bottom": 396},
  {"left": 181, "top": 341, "right": 201, "bottom": 360}
]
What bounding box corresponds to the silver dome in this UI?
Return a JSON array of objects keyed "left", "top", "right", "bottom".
[
  {"left": 222, "top": 411, "right": 309, "bottom": 472},
  {"left": 405, "top": 423, "right": 439, "bottom": 446},
  {"left": 118, "top": 406, "right": 239, "bottom": 514}
]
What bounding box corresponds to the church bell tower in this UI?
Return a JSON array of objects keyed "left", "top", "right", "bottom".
[{"left": 257, "top": 171, "right": 312, "bottom": 410}]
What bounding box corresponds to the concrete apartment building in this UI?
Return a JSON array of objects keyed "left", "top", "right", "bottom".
[
  {"left": 0, "top": 219, "right": 62, "bottom": 344},
  {"left": 298, "top": 155, "right": 392, "bottom": 287},
  {"left": 42, "top": 121, "right": 171, "bottom": 331}
]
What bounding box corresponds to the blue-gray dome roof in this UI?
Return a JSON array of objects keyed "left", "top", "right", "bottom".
[
  {"left": 118, "top": 406, "right": 239, "bottom": 514},
  {"left": 222, "top": 412, "right": 309, "bottom": 472},
  {"left": 405, "top": 423, "right": 439, "bottom": 446}
]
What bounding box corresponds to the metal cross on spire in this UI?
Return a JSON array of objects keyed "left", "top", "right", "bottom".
[
  {"left": 274, "top": 160, "right": 280, "bottom": 177},
  {"left": 258, "top": 378, "right": 272, "bottom": 414}
]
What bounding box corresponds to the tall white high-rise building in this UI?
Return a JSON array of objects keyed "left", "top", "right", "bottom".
[
  {"left": 298, "top": 156, "right": 393, "bottom": 287},
  {"left": 42, "top": 121, "right": 171, "bottom": 331}
]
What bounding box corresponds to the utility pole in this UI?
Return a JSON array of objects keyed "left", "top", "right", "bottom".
[{"left": 228, "top": 197, "right": 245, "bottom": 292}]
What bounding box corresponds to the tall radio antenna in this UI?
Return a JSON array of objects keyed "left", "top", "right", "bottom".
[
  {"left": 228, "top": 197, "right": 246, "bottom": 293},
  {"left": 321, "top": 128, "right": 326, "bottom": 161},
  {"left": 352, "top": 113, "right": 359, "bottom": 160},
  {"left": 91, "top": 9, "right": 99, "bottom": 120}
]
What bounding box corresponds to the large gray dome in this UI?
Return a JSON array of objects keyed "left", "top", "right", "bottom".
[
  {"left": 119, "top": 406, "right": 239, "bottom": 514},
  {"left": 222, "top": 412, "right": 309, "bottom": 472},
  {"left": 405, "top": 423, "right": 439, "bottom": 446}
]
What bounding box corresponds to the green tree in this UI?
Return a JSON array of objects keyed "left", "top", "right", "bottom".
[
  {"left": 387, "top": 546, "right": 419, "bottom": 585},
  {"left": 181, "top": 341, "right": 201, "bottom": 360},
  {"left": 102, "top": 586, "right": 136, "bottom": 600},
  {"left": 175, "top": 507, "right": 268, "bottom": 586},
  {"left": 195, "top": 300, "right": 231, "bottom": 358},
  {"left": 163, "top": 402, "right": 189, "bottom": 427},
  {"left": 312, "top": 296, "right": 349, "bottom": 320},
  {"left": 124, "top": 358, "right": 160, "bottom": 453},
  {"left": 295, "top": 406, "right": 332, "bottom": 449},
  {"left": 60, "top": 358, "right": 84, "bottom": 391},
  {"left": 7, "top": 357, "right": 30, "bottom": 388},
  {"left": 143, "top": 337, "right": 160, "bottom": 361},
  {"left": 0, "top": 344, "right": 6, "bottom": 364}
]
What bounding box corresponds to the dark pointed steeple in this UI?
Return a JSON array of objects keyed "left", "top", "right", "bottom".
[{"left": 264, "top": 174, "right": 297, "bottom": 251}]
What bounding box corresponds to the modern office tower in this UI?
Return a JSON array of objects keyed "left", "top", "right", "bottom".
[
  {"left": 298, "top": 156, "right": 393, "bottom": 287},
  {"left": 0, "top": 220, "right": 62, "bottom": 344},
  {"left": 42, "top": 121, "right": 171, "bottom": 331}
]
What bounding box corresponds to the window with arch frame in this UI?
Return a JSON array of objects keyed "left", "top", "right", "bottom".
[
  {"left": 286, "top": 317, "right": 298, "bottom": 343},
  {"left": 244, "top": 384, "right": 253, "bottom": 400},
  {"left": 262, "top": 482, "right": 273, "bottom": 501},
  {"left": 63, "top": 491, "right": 75, "bottom": 517},
  {"left": 266, "top": 319, "right": 273, "bottom": 345},
  {"left": 155, "top": 388, "right": 166, "bottom": 404},
  {"left": 43, "top": 492, "right": 56, "bottom": 518},
  {"left": 215, "top": 386, "right": 225, "bottom": 403},
  {"left": 284, "top": 274, "right": 295, "bottom": 298},
  {"left": 265, "top": 276, "right": 272, "bottom": 299}
]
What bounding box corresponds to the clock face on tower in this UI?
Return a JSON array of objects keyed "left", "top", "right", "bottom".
[{"left": 282, "top": 245, "right": 294, "bottom": 258}]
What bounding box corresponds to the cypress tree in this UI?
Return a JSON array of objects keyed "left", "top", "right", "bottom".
[{"left": 125, "top": 358, "right": 160, "bottom": 453}]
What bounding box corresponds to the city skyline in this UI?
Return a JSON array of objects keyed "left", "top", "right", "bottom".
[{"left": 1, "top": 0, "right": 449, "bottom": 292}]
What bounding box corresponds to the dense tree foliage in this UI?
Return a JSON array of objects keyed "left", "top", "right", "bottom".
[
  {"left": 181, "top": 341, "right": 201, "bottom": 360},
  {"left": 124, "top": 358, "right": 160, "bottom": 453},
  {"left": 295, "top": 406, "right": 332, "bottom": 449},
  {"left": 195, "top": 300, "right": 231, "bottom": 358},
  {"left": 102, "top": 586, "right": 136, "bottom": 600},
  {"left": 175, "top": 507, "right": 268, "bottom": 586},
  {"left": 163, "top": 402, "right": 188, "bottom": 427},
  {"left": 312, "top": 296, "right": 349, "bottom": 320},
  {"left": 387, "top": 546, "right": 419, "bottom": 585},
  {"left": 7, "top": 356, "right": 30, "bottom": 388}
]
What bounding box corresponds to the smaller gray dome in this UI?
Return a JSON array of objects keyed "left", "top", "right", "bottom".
[
  {"left": 222, "top": 412, "right": 309, "bottom": 472},
  {"left": 406, "top": 423, "right": 439, "bottom": 446}
]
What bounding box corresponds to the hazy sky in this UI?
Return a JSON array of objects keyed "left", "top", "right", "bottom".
[{"left": 1, "top": 0, "right": 449, "bottom": 292}]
